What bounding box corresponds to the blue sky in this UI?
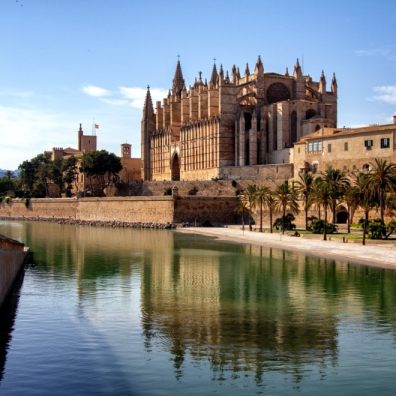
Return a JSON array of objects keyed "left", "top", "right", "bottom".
[{"left": 1, "top": 0, "right": 396, "bottom": 170}]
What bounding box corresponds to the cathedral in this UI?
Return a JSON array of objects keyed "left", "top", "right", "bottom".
[{"left": 141, "top": 57, "right": 338, "bottom": 181}]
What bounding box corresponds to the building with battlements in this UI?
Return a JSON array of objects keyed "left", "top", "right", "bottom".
[{"left": 141, "top": 57, "right": 338, "bottom": 181}]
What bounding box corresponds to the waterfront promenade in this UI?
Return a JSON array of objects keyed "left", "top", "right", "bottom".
[{"left": 179, "top": 227, "right": 396, "bottom": 269}]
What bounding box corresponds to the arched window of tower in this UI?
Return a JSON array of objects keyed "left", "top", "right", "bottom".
[
  {"left": 305, "top": 109, "right": 317, "bottom": 119},
  {"left": 266, "top": 83, "right": 290, "bottom": 104},
  {"left": 244, "top": 112, "right": 252, "bottom": 131}
]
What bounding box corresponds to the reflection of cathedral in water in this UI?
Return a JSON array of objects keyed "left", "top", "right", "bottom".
[{"left": 141, "top": 234, "right": 339, "bottom": 383}]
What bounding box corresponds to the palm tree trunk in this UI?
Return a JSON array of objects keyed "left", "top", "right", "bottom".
[
  {"left": 323, "top": 205, "right": 327, "bottom": 241},
  {"left": 332, "top": 200, "right": 336, "bottom": 224},
  {"left": 362, "top": 209, "right": 368, "bottom": 246},
  {"left": 305, "top": 197, "right": 308, "bottom": 230},
  {"left": 259, "top": 199, "right": 263, "bottom": 232},
  {"left": 347, "top": 206, "right": 351, "bottom": 234},
  {"left": 282, "top": 206, "right": 286, "bottom": 234},
  {"left": 380, "top": 190, "right": 384, "bottom": 223},
  {"left": 269, "top": 209, "right": 273, "bottom": 233}
]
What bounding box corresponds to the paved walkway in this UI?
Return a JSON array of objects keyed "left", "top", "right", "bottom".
[{"left": 178, "top": 227, "right": 396, "bottom": 269}]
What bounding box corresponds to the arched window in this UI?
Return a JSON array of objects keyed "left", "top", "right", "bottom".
[
  {"left": 266, "top": 83, "right": 290, "bottom": 104},
  {"left": 306, "top": 109, "right": 316, "bottom": 119},
  {"left": 244, "top": 112, "right": 252, "bottom": 131},
  {"left": 171, "top": 154, "right": 180, "bottom": 181}
]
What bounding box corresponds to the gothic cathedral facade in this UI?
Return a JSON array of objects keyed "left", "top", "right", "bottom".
[{"left": 141, "top": 57, "right": 337, "bottom": 181}]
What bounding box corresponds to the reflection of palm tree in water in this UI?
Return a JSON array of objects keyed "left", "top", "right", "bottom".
[{"left": 140, "top": 240, "right": 342, "bottom": 385}]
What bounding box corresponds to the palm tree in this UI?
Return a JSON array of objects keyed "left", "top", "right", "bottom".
[
  {"left": 314, "top": 177, "right": 332, "bottom": 241},
  {"left": 311, "top": 177, "right": 323, "bottom": 219},
  {"left": 343, "top": 182, "right": 359, "bottom": 234},
  {"left": 354, "top": 172, "right": 377, "bottom": 245},
  {"left": 245, "top": 184, "right": 258, "bottom": 231},
  {"left": 274, "top": 181, "right": 299, "bottom": 234},
  {"left": 5, "top": 170, "right": 13, "bottom": 190},
  {"left": 322, "top": 166, "right": 349, "bottom": 223},
  {"left": 295, "top": 172, "right": 314, "bottom": 230},
  {"left": 366, "top": 159, "right": 396, "bottom": 222},
  {"left": 255, "top": 185, "right": 270, "bottom": 232},
  {"left": 235, "top": 194, "right": 249, "bottom": 231},
  {"left": 265, "top": 192, "right": 276, "bottom": 233}
]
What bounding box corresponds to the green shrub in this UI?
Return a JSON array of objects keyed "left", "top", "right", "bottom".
[
  {"left": 306, "top": 216, "right": 318, "bottom": 231},
  {"left": 310, "top": 219, "right": 337, "bottom": 234},
  {"left": 274, "top": 213, "right": 296, "bottom": 231},
  {"left": 368, "top": 219, "right": 386, "bottom": 240}
]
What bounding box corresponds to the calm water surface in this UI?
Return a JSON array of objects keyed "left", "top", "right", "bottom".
[{"left": 0, "top": 221, "right": 396, "bottom": 395}]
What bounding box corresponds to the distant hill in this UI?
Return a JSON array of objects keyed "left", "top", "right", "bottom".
[{"left": 0, "top": 169, "right": 18, "bottom": 178}]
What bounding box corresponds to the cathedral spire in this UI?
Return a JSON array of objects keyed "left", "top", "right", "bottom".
[
  {"left": 172, "top": 59, "right": 185, "bottom": 96},
  {"left": 245, "top": 63, "right": 250, "bottom": 77},
  {"left": 293, "top": 58, "right": 302, "bottom": 78},
  {"left": 319, "top": 70, "right": 326, "bottom": 94},
  {"left": 285, "top": 67, "right": 289, "bottom": 77},
  {"left": 210, "top": 62, "right": 218, "bottom": 86},
  {"left": 218, "top": 64, "right": 224, "bottom": 83},
  {"left": 231, "top": 64, "right": 237, "bottom": 83},
  {"left": 331, "top": 72, "right": 337, "bottom": 94},
  {"left": 143, "top": 85, "right": 154, "bottom": 119},
  {"left": 254, "top": 55, "right": 264, "bottom": 74}
]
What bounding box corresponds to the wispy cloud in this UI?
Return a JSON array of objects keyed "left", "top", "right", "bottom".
[
  {"left": 82, "top": 84, "right": 168, "bottom": 109},
  {"left": 82, "top": 85, "right": 111, "bottom": 97},
  {"left": 355, "top": 46, "right": 396, "bottom": 61},
  {"left": 371, "top": 85, "right": 396, "bottom": 105},
  {"left": 119, "top": 87, "right": 168, "bottom": 109},
  {"left": 0, "top": 90, "right": 35, "bottom": 98},
  {"left": 0, "top": 105, "right": 75, "bottom": 169},
  {"left": 99, "top": 98, "right": 129, "bottom": 106}
]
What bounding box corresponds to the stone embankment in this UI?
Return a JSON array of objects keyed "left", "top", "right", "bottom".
[
  {"left": 1, "top": 216, "right": 175, "bottom": 229},
  {"left": 0, "top": 196, "right": 238, "bottom": 227},
  {"left": 0, "top": 235, "right": 28, "bottom": 308}
]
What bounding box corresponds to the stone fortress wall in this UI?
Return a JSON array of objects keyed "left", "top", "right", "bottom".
[{"left": 0, "top": 196, "right": 239, "bottom": 226}]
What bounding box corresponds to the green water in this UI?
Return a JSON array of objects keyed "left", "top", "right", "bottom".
[{"left": 0, "top": 220, "right": 396, "bottom": 395}]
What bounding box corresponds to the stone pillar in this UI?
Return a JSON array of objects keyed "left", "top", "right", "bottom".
[
  {"left": 234, "top": 119, "right": 239, "bottom": 166},
  {"left": 249, "top": 114, "right": 257, "bottom": 165},
  {"left": 238, "top": 115, "right": 245, "bottom": 166}
]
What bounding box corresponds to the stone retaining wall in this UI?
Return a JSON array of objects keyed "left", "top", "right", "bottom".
[
  {"left": 0, "top": 236, "right": 26, "bottom": 307},
  {"left": 0, "top": 197, "right": 175, "bottom": 225},
  {"left": 0, "top": 196, "right": 238, "bottom": 226}
]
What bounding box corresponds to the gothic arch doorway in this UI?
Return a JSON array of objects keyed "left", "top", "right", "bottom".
[
  {"left": 171, "top": 153, "right": 180, "bottom": 181},
  {"left": 336, "top": 206, "right": 348, "bottom": 224}
]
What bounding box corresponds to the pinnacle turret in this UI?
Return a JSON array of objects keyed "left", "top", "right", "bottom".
[
  {"left": 210, "top": 62, "right": 218, "bottom": 85},
  {"left": 172, "top": 59, "right": 185, "bottom": 96},
  {"left": 254, "top": 56, "right": 263, "bottom": 74},
  {"left": 318, "top": 70, "right": 326, "bottom": 93},
  {"left": 245, "top": 63, "right": 250, "bottom": 76},
  {"left": 218, "top": 64, "right": 224, "bottom": 83},
  {"left": 293, "top": 58, "right": 302, "bottom": 78},
  {"left": 143, "top": 85, "right": 154, "bottom": 118},
  {"left": 331, "top": 72, "right": 337, "bottom": 94}
]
